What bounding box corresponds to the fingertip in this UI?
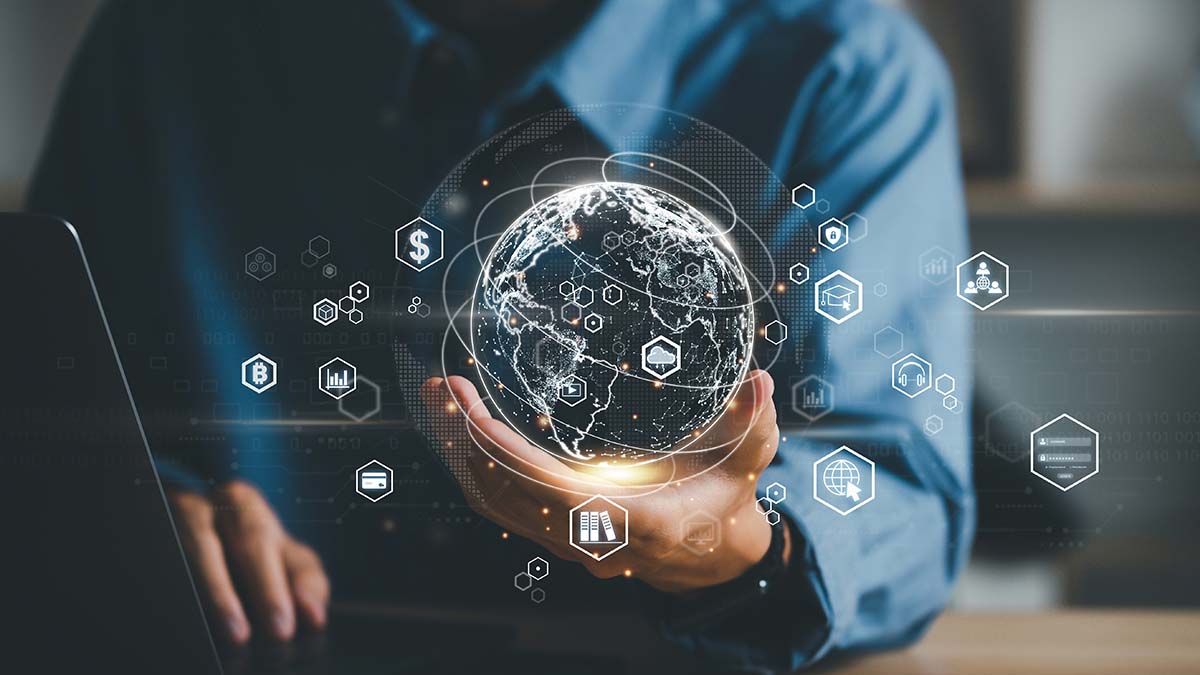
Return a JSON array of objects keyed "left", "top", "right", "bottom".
[
  {"left": 296, "top": 592, "right": 328, "bottom": 629},
  {"left": 270, "top": 608, "right": 296, "bottom": 641},
  {"left": 224, "top": 613, "right": 251, "bottom": 645}
]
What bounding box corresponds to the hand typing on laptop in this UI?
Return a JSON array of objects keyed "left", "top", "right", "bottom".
[{"left": 170, "top": 482, "right": 330, "bottom": 644}]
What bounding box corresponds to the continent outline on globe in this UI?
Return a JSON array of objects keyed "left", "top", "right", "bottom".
[{"left": 471, "top": 182, "right": 756, "bottom": 467}]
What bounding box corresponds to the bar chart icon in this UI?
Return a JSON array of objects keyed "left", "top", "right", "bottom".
[{"left": 318, "top": 357, "right": 357, "bottom": 400}]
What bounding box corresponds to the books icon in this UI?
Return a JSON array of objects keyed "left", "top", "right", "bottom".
[{"left": 578, "top": 510, "right": 619, "bottom": 544}]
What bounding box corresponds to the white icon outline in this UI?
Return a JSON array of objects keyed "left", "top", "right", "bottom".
[
  {"left": 355, "top": 459, "right": 393, "bottom": 502},
  {"left": 891, "top": 353, "right": 933, "bottom": 398},
  {"left": 1030, "top": 413, "right": 1100, "bottom": 491},
  {"left": 813, "top": 446, "right": 875, "bottom": 516},
  {"left": 956, "top": 251, "right": 1009, "bottom": 311},
  {"left": 318, "top": 357, "right": 357, "bottom": 400},
  {"left": 818, "top": 217, "right": 849, "bottom": 252},
  {"left": 641, "top": 335, "right": 682, "bottom": 380},
  {"left": 814, "top": 270, "right": 863, "bottom": 324},
  {"left": 558, "top": 376, "right": 588, "bottom": 407},
  {"left": 395, "top": 217, "right": 444, "bottom": 272},
  {"left": 791, "top": 374, "right": 834, "bottom": 421},
  {"left": 240, "top": 353, "right": 278, "bottom": 393},
  {"left": 569, "top": 495, "right": 629, "bottom": 561}
]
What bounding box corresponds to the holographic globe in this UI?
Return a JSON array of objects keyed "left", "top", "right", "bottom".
[{"left": 471, "top": 182, "right": 754, "bottom": 465}]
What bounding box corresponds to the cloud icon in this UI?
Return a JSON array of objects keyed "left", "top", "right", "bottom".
[{"left": 646, "top": 345, "right": 677, "bottom": 366}]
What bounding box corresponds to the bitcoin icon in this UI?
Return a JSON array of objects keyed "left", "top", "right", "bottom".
[
  {"left": 409, "top": 229, "right": 430, "bottom": 265},
  {"left": 241, "top": 353, "right": 277, "bottom": 393}
]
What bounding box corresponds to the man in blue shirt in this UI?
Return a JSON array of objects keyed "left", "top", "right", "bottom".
[{"left": 29, "top": 0, "right": 972, "bottom": 670}]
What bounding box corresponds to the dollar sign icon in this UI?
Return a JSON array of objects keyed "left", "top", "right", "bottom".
[
  {"left": 409, "top": 229, "right": 430, "bottom": 265},
  {"left": 252, "top": 362, "right": 268, "bottom": 386}
]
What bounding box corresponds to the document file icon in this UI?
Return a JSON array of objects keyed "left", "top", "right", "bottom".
[{"left": 360, "top": 472, "right": 388, "bottom": 490}]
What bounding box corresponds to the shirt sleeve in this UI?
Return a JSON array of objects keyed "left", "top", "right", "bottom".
[{"left": 656, "top": 6, "right": 974, "bottom": 671}]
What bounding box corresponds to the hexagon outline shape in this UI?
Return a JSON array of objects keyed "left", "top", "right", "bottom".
[
  {"left": 558, "top": 375, "right": 588, "bottom": 407},
  {"left": 1030, "top": 413, "right": 1100, "bottom": 491},
  {"left": 935, "top": 374, "right": 956, "bottom": 395},
  {"left": 812, "top": 445, "right": 875, "bottom": 516},
  {"left": 791, "top": 375, "right": 834, "bottom": 422},
  {"left": 569, "top": 495, "right": 629, "bottom": 561},
  {"left": 313, "top": 298, "right": 339, "bottom": 326},
  {"left": 338, "top": 375, "right": 382, "bottom": 423},
  {"left": 765, "top": 482, "right": 787, "bottom": 504},
  {"left": 873, "top": 325, "right": 904, "bottom": 359},
  {"left": 641, "top": 335, "right": 681, "bottom": 380},
  {"left": 791, "top": 183, "right": 816, "bottom": 209},
  {"left": 349, "top": 280, "right": 370, "bottom": 302},
  {"left": 956, "top": 251, "right": 1009, "bottom": 311},
  {"left": 513, "top": 572, "right": 533, "bottom": 591},
  {"left": 679, "top": 510, "right": 722, "bottom": 556},
  {"left": 919, "top": 245, "right": 955, "bottom": 286},
  {"left": 395, "top": 217, "right": 444, "bottom": 272},
  {"left": 583, "top": 313, "right": 604, "bottom": 333},
  {"left": 891, "top": 353, "right": 933, "bottom": 398},
  {"left": 788, "top": 262, "right": 810, "bottom": 286},
  {"left": 985, "top": 401, "right": 1043, "bottom": 464},
  {"left": 307, "top": 235, "right": 331, "bottom": 259},
  {"left": 814, "top": 270, "right": 863, "bottom": 324},
  {"left": 925, "top": 414, "right": 944, "bottom": 436},
  {"left": 844, "top": 212, "right": 868, "bottom": 242},
  {"left": 817, "top": 217, "right": 849, "bottom": 252},
  {"left": 602, "top": 284, "right": 624, "bottom": 305},
  {"left": 244, "top": 246, "right": 276, "bottom": 281},
  {"left": 764, "top": 320, "right": 788, "bottom": 345},
  {"left": 355, "top": 459, "right": 393, "bottom": 502},
  {"left": 527, "top": 557, "right": 550, "bottom": 580},
  {"left": 318, "top": 357, "right": 357, "bottom": 400},
  {"left": 241, "top": 353, "right": 277, "bottom": 393}
]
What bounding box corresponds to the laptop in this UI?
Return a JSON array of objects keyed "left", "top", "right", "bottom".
[{"left": 0, "top": 214, "right": 694, "bottom": 675}]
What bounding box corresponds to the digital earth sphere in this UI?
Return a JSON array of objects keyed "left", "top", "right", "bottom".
[{"left": 472, "top": 182, "right": 755, "bottom": 465}]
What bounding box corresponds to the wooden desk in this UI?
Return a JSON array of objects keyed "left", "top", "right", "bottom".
[{"left": 830, "top": 611, "right": 1200, "bottom": 675}]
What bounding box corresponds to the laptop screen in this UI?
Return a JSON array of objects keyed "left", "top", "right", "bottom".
[{"left": 0, "top": 215, "right": 221, "bottom": 674}]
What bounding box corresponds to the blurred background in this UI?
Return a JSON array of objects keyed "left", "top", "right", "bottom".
[{"left": 2, "top": 0, "right": 1198, "bottom": 611}]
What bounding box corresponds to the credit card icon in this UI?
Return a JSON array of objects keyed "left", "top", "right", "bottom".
[{"left": 360, "top": 472, "right": 388, "bottom": 490}]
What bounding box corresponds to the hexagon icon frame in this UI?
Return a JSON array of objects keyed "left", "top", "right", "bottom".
[
  {"left": 891, "top": 353, "right": 933, "bottom": 398},
  {"left": 338, "top": 375, "right": 382, "bottom": 422},
  {"left": 812, "top": 446, "right": 875, "bottom": 516},
  {"left": 956, "top": 251, "right": 1009, "bottom": 311},
  {"left": 791, "top": 375, "right": 834, "bottom": 422},
  {"left": 569, "top": 495, "right": 629, "bottom": 561},
  {"left": 355, "top": 459, "right": 393, "bottom": 502},
  {"left": 318, "top": 357, "right": 357, "bottom": 400},
  {"left": 1030, "top": 413, "right": 1100, "bottom": 491},
  {"left": 817, "top": 217, "right": 849, "bottom": 252},
  {"left": 791, "top": 183, "right": 815, "bottom": 209},
  {"left": 679, "top": 510, "right": 722, "bottom": 556},
  {"left": 244, "top": 246, "right": 276, "bottom": 281},
  {"left": 641, "top": 335, "right": 681, "bottom": 380},
  {"left": 919, "top": 246, "right": 955, "bottom": 285},
  {"left": 788, "top": 262, "right": 810, "bottom": 285},
  {"left": 241, "top": 353, "right": 278, "bottom": 393},
  {"left": 313, "top": 298, "right": 339, "bottom": 326},
  {"left": 814, "top": 270, "right": 863, "bottom": 324},
  {"left": 395, "top": 217, "right": 444, "bottom": 272}
]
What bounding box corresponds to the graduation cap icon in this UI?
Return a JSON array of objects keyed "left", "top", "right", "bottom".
[{"left": 820, "top": 284, "right": 856, "bottom": 311}]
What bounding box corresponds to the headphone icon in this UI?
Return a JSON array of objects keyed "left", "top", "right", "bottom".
[{"left": 897, "top": 362, "right": 926, "bottom": 388}]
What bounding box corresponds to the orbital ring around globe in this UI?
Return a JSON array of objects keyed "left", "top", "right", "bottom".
[
  {"left": 398, "top": 105, "right": 812, "bottom": 497},
  {"left": 518, "top": 154, "right": 781, "bottom": 308},
  {"left": 468, "top": 181, "right": 756, "bottom": 462}
]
